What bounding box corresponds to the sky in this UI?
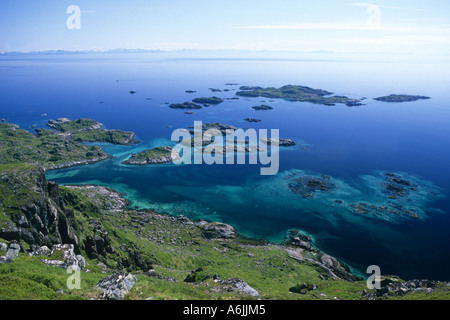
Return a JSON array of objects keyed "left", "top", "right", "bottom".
[{"left": 1, "top": 0, "right": 449, "bottom": 54}]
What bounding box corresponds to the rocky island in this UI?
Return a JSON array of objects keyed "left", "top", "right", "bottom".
[
  {"left": 169, "top": 102, "right": 203, "bottom": 110},
  {"left": 252, "top": 105, "right": 273, "bottom": 111},
  {"left": 0, "top": 122, "right": 109, "bottom": 171},
  {"left": 243, "top": 118, "right": 261, "bottom": 123},
  {"left": 373, "top": 94, "right": 431, "bottom": 102},
  {"left": 192, "top": 96, "right": 224, "bottom": 105},
  {"left": 261, "top": 138, "right": 297, "bottom": 147},
  {"left": 0, "top": 118, "right": 141, "bottom": 172},
  {"left": 123, "top": 146, "right": 180, "bottom": 165},
  {"left": 236, "top": 84, "right": 363, "bottom": 106},
  {"left": 47, "top": 118, "right": 140, "bottom": 145}
]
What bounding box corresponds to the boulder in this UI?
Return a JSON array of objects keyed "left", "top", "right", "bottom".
[
  {"left": 200, "top": 222, "right": 236, "bottom": 239},
  {"left": 37, "top": 244, "right": 86, "bottom": 270},
  {"left": 30, "top": 245, "right": 52, "bottom": 256},
  {"left": 216, "top": 278, "right": 260, "bottom": 298},
  {"left": 95, "top": 272, "right": 138, "bottom": 300},
  {"left": 0, "top": 242, "right": 21, "bottom": 263},
  {"left": 319, "top": 253, "right": 339, "bottom": 268},
  {"left": 6, "top": 242, "right": 20, "bottom": 260}
]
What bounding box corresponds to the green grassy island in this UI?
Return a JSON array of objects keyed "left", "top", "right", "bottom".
[
  {"left": 123, "top": 146, "right": 180, "bottom": 165},
  {"left": 47, "top": 118, "right": 139, "bottom": 145},
  {"left": 236, "top": 85, "right": 363, "bottom": 106},
  {"left": 169, "top": 102, "right": 203, "bottom": 109},
  {"left": 192, "top": 97, "right": 224, "bottom": 105}
]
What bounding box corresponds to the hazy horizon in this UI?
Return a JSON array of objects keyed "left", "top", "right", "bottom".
[{"left": 1, "top": 0, "right": 449, "bottom": 55}]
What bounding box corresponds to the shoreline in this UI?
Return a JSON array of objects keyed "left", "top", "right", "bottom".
[{"left": 51, "top": 174, "right": 367, "bottom": 281}]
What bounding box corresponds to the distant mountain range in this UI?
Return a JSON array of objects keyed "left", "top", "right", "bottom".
[{"left": 0, "top": 48, "right": 168, "bottom": 55}]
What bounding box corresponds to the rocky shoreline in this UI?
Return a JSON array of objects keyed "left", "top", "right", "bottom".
[{"left": 1, "top": 164, "right": 449, "bottom": 300}]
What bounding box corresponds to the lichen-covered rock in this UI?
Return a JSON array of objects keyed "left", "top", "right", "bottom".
[
  {"left": 200, "top": 222, "right": 236, "bottom": 239},
  {"left": 95, "top": 272, "right": 138, "bottom": 300},
  {"left": 6, "top": 242, "right": 20, "bottom": 260},
  {"left": 361, "top": 277, "right": 447, "bottom": 300},
  {"left": 38, "top": 244, "right": 86, "bottom": 270},
  {"left": 215, "top": 278, "right": 260, "bottom": 298}
]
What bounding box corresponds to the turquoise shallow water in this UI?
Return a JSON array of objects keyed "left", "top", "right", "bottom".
[{"left": 2, "top": 52, "right": 450, "bottom": 280}]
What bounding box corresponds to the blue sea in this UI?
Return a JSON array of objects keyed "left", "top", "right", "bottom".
[{"left": 1, "top": 51, "right": 449, "bottom": 280}]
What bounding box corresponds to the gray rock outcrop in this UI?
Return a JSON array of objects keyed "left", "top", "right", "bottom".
[
  {"left": 215, "top": 278, "right": 260, "bottom": 298},
  {"left": 200, "top": 222, "right": 236, "bottom": 239},
  {"left": 95, "top": 272, "right": 138, "bottom": 300}
]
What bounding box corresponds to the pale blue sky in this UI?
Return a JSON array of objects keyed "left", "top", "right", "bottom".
[{"left": 1, "top": 0, "right": 449, "bottom": 54}]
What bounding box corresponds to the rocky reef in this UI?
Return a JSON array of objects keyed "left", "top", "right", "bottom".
[
  {"left": 288, "top": 175, "right": 335, "bottom": 199},
  {"left": 243, "top": 118, "right": 261, "bottom": 123}
]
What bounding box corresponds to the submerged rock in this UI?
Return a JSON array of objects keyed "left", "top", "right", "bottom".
[
  {"left": 288, "top": 176, "right": 335, "bottom": 198},
  {"left": 286, "top": 229, "right": 316, "bottom": 252}
]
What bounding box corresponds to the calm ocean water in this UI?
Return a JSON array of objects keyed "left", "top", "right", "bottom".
[{"left": 1, "top": 51, "right": 449, "bottom": 280}]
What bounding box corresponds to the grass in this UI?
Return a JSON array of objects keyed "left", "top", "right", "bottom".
[
  {"left": 0, "top": 123, "right": 108, "bottom": 169},
  {"left": 125, "top": 146, "right": 174, "bottom": 164},
  {"left": 0, "top": 254, "right": 104, "bottom": 300},
  {"left": 71, "top": 129, "right": 136, "bottom": 145},
  {"left": 47, "top": 118, "right": 102, "bottom": 133}
]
